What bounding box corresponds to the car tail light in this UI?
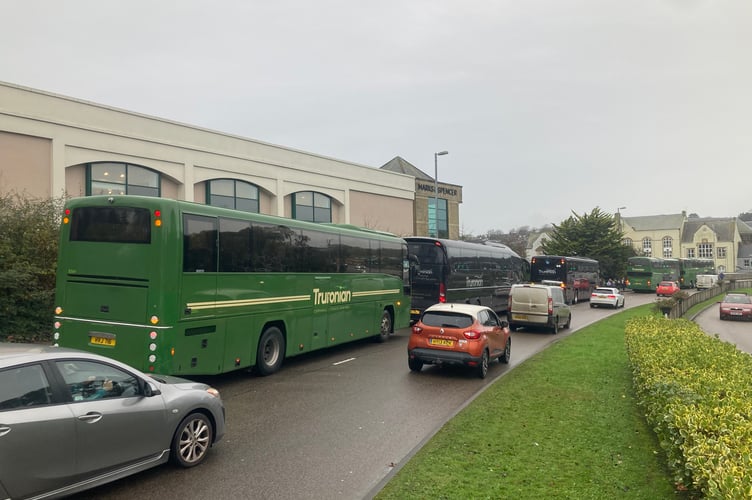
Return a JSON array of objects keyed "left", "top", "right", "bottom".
[
  {"left": 439, "top": 283, "right": 446, "bottom": 303},
  {"left": 590, "top": 293, "right": 597, "bottom": 298},
  {"left": 463, "top": 330, "right": 482, "bottom": 340},
  {"left": 412, "top": 325, "right": 423, "bottom": 334},
  {"left": 548, "top": 297, "right": 553, "bottom": 315},
  {"left": 608, "top": 295, "right": 616, "bottom": 299}
]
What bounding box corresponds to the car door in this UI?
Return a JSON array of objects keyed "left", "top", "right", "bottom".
[
  {"left": 54, "top": 359, "right": 169, "bottom": 476},
  {"left": 0, "top": 363, "right": 76, "bottom": 499},
  {"left": 480, "top": 309, "right": 505, "bottom": 358}
]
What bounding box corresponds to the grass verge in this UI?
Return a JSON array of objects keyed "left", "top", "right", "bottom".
[{"left": 376, "top": 305, "right": 687, "bottom": 499}]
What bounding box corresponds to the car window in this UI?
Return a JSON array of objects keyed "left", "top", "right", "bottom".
[
  {"left": 485, "top": 311, "right": 500, "bottom": 327},
  {"left": 594, "top": 288, "right": 612, "bottom": 294},
  {"left": 552, "top": 289, "right": 563, "bottom": 303},
  {"left": 55, "top": 360, "right": 141, "bottom": 401},
  {"left": 725, "top": 295, "right": 752, "bottom": 304},
  {"left": 421, "top": 311, "right": 474, "bottom": 329},
  {"left": 0, "top": 364, "right": 53, "bottom": 411}
]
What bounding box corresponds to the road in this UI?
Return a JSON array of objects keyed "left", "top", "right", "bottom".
[
  {"left": 694, "top": 301, "right": 752, "bottom": 354},
  {"left": 76, "top": 291, "right": 656, "bottom": 500}
]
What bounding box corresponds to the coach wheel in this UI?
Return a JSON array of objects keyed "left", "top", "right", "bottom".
[
  {"left": 256, "top": 326, "right": 286, "bottom": 376},
  {"left": 573, "top": 292, "right": 579, "bottom": 304},
  {"left": 377, "top": 309, "right": 392, "bottom": 343}
]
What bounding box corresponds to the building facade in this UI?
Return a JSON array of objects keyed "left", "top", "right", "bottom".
[
  {"left": 380, "top": 156, "right": 462, "bottom": 240},
  {"left": 0, "top": 81, "right": 416, "bottom": 236},
  {"left": 620, "top": 212, "right": 752, "bottom": 273}
]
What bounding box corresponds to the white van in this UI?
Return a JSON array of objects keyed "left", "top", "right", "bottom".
[
  {"left": 696, "top": 274, "right": 718, "bottom": 290},
  {"left": 507, "top": 283, "right": 572, "bottom": 334}
]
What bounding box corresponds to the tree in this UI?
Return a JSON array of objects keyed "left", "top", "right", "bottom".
[
  {"left": 0, "top": 192, "right": 65, "bottom": 341},
  {"left": 541, "top": 207, "right": 635, "bottom": 282}
]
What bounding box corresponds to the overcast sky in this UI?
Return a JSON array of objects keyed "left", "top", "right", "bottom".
[{"left": 2, "top": 1, "right": 751, "bottom": 235}]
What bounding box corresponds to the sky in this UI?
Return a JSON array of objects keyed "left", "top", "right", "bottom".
[{"left": 2, "top": 0, "right": 751, "bottom": 235}]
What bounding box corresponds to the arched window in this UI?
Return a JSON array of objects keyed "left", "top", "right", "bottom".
[
  {"left": 622, "top": 238, "right": 632, "bottom": 247},
  {"left": 88, "top": 162, "right": 160, "bottom": 197},
  {"left": 207, "top": 179, "right": 259, "bottom": 213},
  {"left": 662, "top": 236, "right": 673, "bottom": 258},
  {"left": 642, "top": 237, "right": 652, "bottom": 255},
  {"left": 292, "top": 191, "right": 331, "bottom": 223}
]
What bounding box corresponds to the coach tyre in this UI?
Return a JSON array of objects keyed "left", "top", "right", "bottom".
[
  {"left": 377, "top": 309, "right": 392, "bottom": 343},
  {"left": 256, "top": 326, "right": 286, "bottom": 376},
  {"left": 171, "top": 412, "right": 213, "bottom": 467}
]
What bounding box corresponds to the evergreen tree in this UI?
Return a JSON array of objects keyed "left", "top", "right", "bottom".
[{"left": 541, "top": 207, "right": 634, "bottom": 281}]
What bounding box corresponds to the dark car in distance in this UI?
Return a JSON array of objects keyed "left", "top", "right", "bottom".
[{"left": 719, "top": 293, "right": 752, "bottom": 321}]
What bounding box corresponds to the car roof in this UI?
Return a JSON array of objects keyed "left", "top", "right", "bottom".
[
  {"left": 595, "top": 287, "right": 619, "bottom": 292},
  {"left": 0, "top": 343, "right": 133, "bottom": 370},
  {"left": 423, "top": 303, "right": 491, "bottom": 315}
]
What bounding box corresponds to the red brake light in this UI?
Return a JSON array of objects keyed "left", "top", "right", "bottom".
[
  {"left": 439, "top": 283, "right": 446, "bottom": 303},
  {"left": 548, "top": 297, "right": 553, "bottom": 315},
  {"left": 412, "top": 325, "right": 423, "bottom": 334},
  {"left": 463, "top": 330, "right": 482, "bottom": 340}
]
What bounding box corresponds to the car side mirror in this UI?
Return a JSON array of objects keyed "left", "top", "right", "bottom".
[
  {"left": 500, "top": 320, "right": 509, "bottom": 328},
  {"left": 140, "top": 379, "right": 162, "bottom": 397}
]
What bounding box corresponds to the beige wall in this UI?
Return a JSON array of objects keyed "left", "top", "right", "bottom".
[
  {"left": 0, "top": 131, "right": 52, "bottom": 197},
  {"left": 348, "top": 190, "right": 413, "bottom": 236},
  {"left": 0, "top": 81, "right": 415, "bottom": 234}
]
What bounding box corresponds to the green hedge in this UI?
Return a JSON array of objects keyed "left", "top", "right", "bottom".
[{"left": 625, "top": 316, "right": 752, "bottom": 498}]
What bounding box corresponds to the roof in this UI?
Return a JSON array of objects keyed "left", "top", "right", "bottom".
[
  {"left": 423, "top": 303, "right": 491, "bottom": 315},
  {"left": 681, "top": 217, "right": 737, "bottom": 243},
  {"left": 380, "top": 156, "right": 434, "bottom": 180},
  {"left": 621, "top": 214, "right": 686, "bottom": 231}
]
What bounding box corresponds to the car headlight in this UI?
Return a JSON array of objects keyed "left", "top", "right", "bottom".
[{"left": 206, "top": 387, "right": 220, "bottom": 398}]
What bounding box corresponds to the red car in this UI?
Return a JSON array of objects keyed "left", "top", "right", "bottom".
[
  {"left": 656, "top": 281, "right": 680, "bottom": 297},
  {"left": 407, "top": 303, "right": 511, "bottom": 378},
  {"left": 719, "top": 293, "right": 752, "bottom": 321}
]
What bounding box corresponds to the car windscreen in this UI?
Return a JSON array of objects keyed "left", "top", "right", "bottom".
[
  {"left": 421, "top": 311, "right": 473, "bottom": 329},
  {"left": 594, "top": 288, "right": 614, "bottom": 294},
  {"left": 724, "top": 295, "right": 752, "bottom": 304}
]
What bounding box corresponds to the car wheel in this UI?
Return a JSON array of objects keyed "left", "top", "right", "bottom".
[
  {"left": 552, "top": 318, "right": 559, "bottom": 335},
  {"left": 508, "top": 323, "right": 518, "bottom": 332},
  {"left": 564, "top": 314, "right": 571, "bottom": 330},
  {"left": 256, "top": 326, "right": 286, "bottom": 376},
  {"left": 590, "top": 303, "right": 595, "bottom": 308},
  {"left": 478, "top": 349, "right": 489, "bottom": 378},
  {"left": 171, "top": 412, "right": 213, "bottom": 468},
  {"left": 376, "top": 309, "right": 392, "bottom": 343},
  {"left": 408, "top": 357, "right": 423, "bottom": 372},
  {"left": 500, "top": 337, "right": 511, "bottom": 364}
]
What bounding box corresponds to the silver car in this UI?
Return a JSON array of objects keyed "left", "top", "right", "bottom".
[{"left": 0, "top": 343, "right": 225, "bottom": 499}]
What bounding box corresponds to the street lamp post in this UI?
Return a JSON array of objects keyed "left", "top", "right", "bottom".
[{"left": 433, "top": 151, "right": 448, "bottom": 237}]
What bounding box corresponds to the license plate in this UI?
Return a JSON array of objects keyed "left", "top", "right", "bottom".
[
  {"left": 429, "top": 338, "right": 454, "bottom": 347},
  {"left": 512, "top": 314, "right": 528, "bottom": 320},
  {"left": 731, "top": 312, "right": 742, "bottom": 316},
  {"left": 410, "top": 309, "right": 421, "bottom": 315},
  {"left": 90, "top": 336, "right": 116, "bottom": 346},
  {"left": 597, "top": 294, "right": 607, "bottom": 298}
]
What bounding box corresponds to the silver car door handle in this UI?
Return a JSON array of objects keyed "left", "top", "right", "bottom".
[
  {"left": 77, "top": 412, "right": 103, "bottom": 423},
  {"left": 0, "top": 425, "right": 10, "bottom": 436}
]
